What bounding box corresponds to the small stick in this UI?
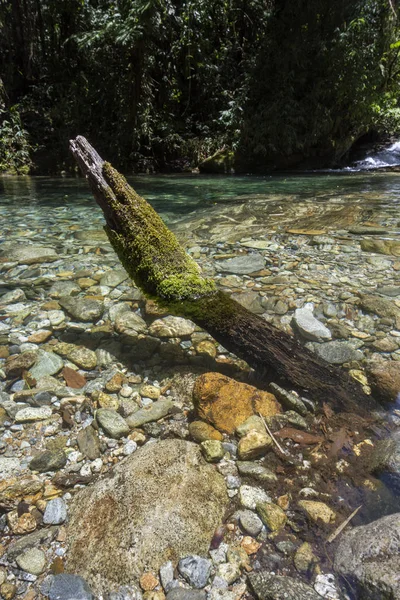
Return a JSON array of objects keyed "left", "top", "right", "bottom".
[
  {"left": 327, "top": 505, "right": 362, "bottom": 543},
  {"left": 258, "top": 412, "right": 288, "bottom": 455}
]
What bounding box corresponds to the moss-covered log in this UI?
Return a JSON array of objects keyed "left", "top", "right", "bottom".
[{"left": 70, "top": 135, "right": 378, "bottom": 414}]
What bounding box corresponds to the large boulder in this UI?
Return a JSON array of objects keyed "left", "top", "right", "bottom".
[
  {"left": 66, "top": 439, "right": 228, "bottom": 594},
  {"left": 334, "top": 512, "right": 400, "bottom": 599},
  {"left": 193, "top": 373, "right": 281, "bottom": 434}
]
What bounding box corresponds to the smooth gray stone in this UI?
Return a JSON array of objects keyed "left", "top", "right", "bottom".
[
  {"left": 178, "top": 555, "right": 212, "bottom": 588},
  {"left": 100, "top": 269, "right": 129, "bottom": 288},
  {"left": 248, "top": 571, "right": 321, "bottom": 600},
  {"left": 215, "top": 254, "right": 265, "bottom": 275},
  {"left": 48, "top": 574, "right": 94, "bottom": 600},
  {"left": 29, "top": 350, "right": 64, "bottom": 379},
  {"left": 126, "top": 398, "right": 173, "bottom": 428},
  {"left": 96, "top": 409, "right": 130, "bottom": 439},
  {"left": 16, "top": 547, "right": 46, "bottom": 575},
  {"left": 43, "top": 498, "right": 67, "bottom": 525}
]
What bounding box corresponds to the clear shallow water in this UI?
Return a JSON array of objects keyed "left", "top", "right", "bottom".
[{"left": 1, "top": 171, "right": 400, "bottom": 229}]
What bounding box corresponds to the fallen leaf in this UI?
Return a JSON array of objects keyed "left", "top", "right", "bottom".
[
  {"left": 275, "top": 427, "right": 323, "bottom": 445},
  {"left": 62, "top": 366, "right": 86, "bottom": 388},
  {"left": 328, "top": 427, "right": 353, "bottom": 457},
  {"left": 323, "top": 402, "right": 335, "bottom": 419}
]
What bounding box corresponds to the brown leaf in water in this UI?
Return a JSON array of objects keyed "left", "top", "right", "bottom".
[
  {"left": 62, "top": 366, "right": 86, "bottom": 388},
  {"left": 328, "top": 428, "right": 353, "bottom": 457},
  {"left": 323, "top": 402, "right": 335, "bottom": 419},
  {"left": 275, "top": 427, "right": 323, "bottom": 445}
]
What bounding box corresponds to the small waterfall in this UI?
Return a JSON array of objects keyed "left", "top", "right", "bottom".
[{"left": 352, "top": 140, "right": 400, "bottom": 170}]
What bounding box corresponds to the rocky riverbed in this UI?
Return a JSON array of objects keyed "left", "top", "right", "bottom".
[{"left": 1, "top": 178, "right": 400, "bottom": 600}]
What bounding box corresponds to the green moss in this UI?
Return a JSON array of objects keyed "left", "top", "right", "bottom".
[{"left": 102, "top": 162, "right": 216, "bottom": 301}]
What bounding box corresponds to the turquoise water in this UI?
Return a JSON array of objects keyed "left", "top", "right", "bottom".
[{"left": 1, "top": 171, "right": 400, "bottom": 226}]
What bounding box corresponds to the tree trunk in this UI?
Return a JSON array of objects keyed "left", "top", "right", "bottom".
[{"left": 69, "top": 135, "right": 378, "bottom": 415}]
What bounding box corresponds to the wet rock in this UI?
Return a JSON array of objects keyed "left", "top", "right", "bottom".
[
  {"left": 215, "top": 254, "right": 265, "bottom": 275},
  {"left": 67, "top": 347, "right": 97, "bottom": 370},
  {"left": 4, "top": 244, "right": 58, "bottom": 265},
  {"left": 114, "top": 312, "right": 147, "bottom": 337},
  {"left": 216, "top": 562, "right": 240, "bottom": 585},
  {"left": 256, "top": 502, "right": 287, "bottom": 532},
  {"left": 7, "top": 527, "right": 58, "bottom": 560},
  {"left": 248, "top": 571, "right": 321, "bottom": 600},
  {"left": 5, "top": 351, "right": 37, "bottom": 377},
  {"left": 178, "top": 555, "right": 212, "bottom": 588},
  {"left": 29, "top": 350, "right": 64, "bottom": 379},
  {"left": 29, "top": 450, "right": 67, "bottom": 473},
  {"left": 334, "top": 512, "right": 400, "bottom": 600},
  {"left": 96, "top": 409, "right": 130, "bottom": 439},
  {"left": 308, "top": 341, "right": 363, "bottom": 364},
  {"left": 360, "top": 238, "right": 400, "bottom": 256},
  {"left": 77, "top": 427, "right": 101, "bottom": 460},
  {"left": 15, "top": 406, "right": 52, "bottom": 423},
  {"left": 58, "top": 296, "right": 104, "bottom": 322},
  {"left": 149, "top": 316, "right": 196, "bottom": 338},
  {"left": 236, "top": 415, "right": 265, "bottom": 438},
  {"left": 200, "top": 440, "right": 224, "bottom": 462},
  {"left": 49, "top": 281, "right": 80, "bottom": 298},
  {"left": 0, "top": 583, "right": 17, "bottom": 600},
  {"left": 236, "top": 462, "right": 277, "bottom": 483},
  {"left": 298, "top": 500, "right": 336, "bottom": 524},
  {"left": 366, "top": 361, "right": 400, "bottom": 402},
  {"left": 7, "top": 510, "right": 37, "bottom": 534},
  {"left": 294, "top": 542, "right": 317, "bottom": 573},
  {"left": 269, "top": 384, "right": 308, "bottom": 416},
  {"left": 237, "top": 431, "right": 272, "bottom": 460},
  {"left": 48, "top": 574, "right": 94, "bottom": 600},
  {"left": 100, "top": 269, "right": 129, "bottom": 287},
  {"left": 16, "top": 547, "right": 46, "bottom": 575},
  {"left": 66, "top": 440, "right": 228, "bottom": 593},
  {"left": 43, "top": 498, "right": 67, "bottom": 525},
  {"left": 193, "top": 373, "right": 281, "bottom": 434},
  {"left": 189, "top": 421, "right": 223, "bottom": 442},
  {"left": 126, "top": 399, "right": 173, "bottom": 428},
  {"left": 292, "top": 304, "right": 332, "bottom": 341},
  {"left": 0, "top": 475, "right": 43, "bottom": 511},
  {"left": 359, "top": 294, "right": 400, "bottom": 324},
  {"left": 231, "top": 292, "right": 264, "bottom": 314}
]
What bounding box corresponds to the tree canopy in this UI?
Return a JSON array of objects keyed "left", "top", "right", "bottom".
[{"left": 0, "top": 0, "right": 399, "bottom": 174}]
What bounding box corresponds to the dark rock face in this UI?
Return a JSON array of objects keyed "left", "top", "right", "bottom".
[
  {"left": 66, "top": 439, "right": 228, "bottom": 594},
  {"left": 334, "top": 512, "right": 400, "bottom": 600}
]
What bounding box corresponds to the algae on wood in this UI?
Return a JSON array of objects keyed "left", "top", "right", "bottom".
[{"left": 69, "top": 135, "right": 378, "bottom": 414}]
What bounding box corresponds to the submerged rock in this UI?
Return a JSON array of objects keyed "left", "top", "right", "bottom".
[
  {"left": 334, "top": 512, "right": 400, "bottom": 600},
  {"left": 366, "top": 360, "right": 400, "bottom": 403},
  {"left": 66, "top": 440, "right": 228, "bottom": 594},
  {"left": 292, "top": 304, "right": 332, "bottom": 341},
  {"left": 193, "top": 373, "right": 281, "bottom": 434},
  {"left": 215, "top": 254, "right": 265, "bottom": 275}
]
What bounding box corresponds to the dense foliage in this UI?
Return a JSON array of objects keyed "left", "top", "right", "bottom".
[{"left": 0, "top": 0, "right": 399, "bottom": 173}]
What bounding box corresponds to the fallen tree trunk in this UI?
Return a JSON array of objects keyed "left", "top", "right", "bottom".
[{"left": 70, "top": 135, "right": 378, "bottom": 414}]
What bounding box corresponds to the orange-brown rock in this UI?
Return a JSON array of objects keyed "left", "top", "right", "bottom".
[{"left": 193, "top": 373, "right": 281, "bottom": 434}]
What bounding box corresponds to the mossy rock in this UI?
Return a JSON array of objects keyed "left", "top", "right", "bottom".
[{"left": 199, "top": 149, "right": 235, "bottom": 174}]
